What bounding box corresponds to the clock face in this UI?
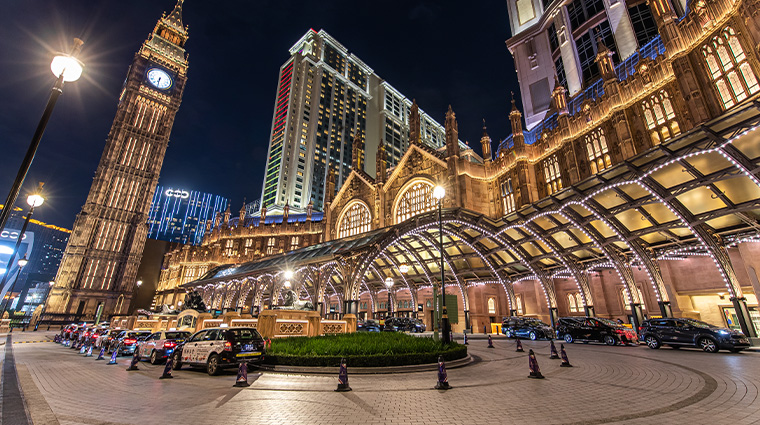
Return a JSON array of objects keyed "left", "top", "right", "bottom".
[{"left": 147, "top": 68, "right": 172, "bottom": 90}]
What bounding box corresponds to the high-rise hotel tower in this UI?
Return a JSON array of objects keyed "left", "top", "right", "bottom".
[
  {"left": 261, "top": 29, "right": 454, "bottom": 213},
  {"left": 47, "top": 1, "right": 189, "bottom": 320}
]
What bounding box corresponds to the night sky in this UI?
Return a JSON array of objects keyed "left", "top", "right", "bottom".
[{"left": 0, "top": 1, "right": 518, "bottom": 229}]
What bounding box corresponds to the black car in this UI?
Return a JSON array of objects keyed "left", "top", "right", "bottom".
[
  {"left": 172, "top": 327, "right": 266, "bottom": 375},
  {"left": 501, "top": 317, "right": 553, "bottom": 340},
  {"left": 639, "top": 318, "right": 750, "bottom": 353},
  {"left": 384, "top": 317, "right": 426, "bottom": 333},
  {"left": 555, "top": 317, "right": 638, "bottom": 345},
  {"left": 357, "top": 319, "right": 381, "bottom": 332}
]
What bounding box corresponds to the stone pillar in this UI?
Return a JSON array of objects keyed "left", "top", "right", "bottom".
[
  {"left": 343, "top": 313, "right": 357, "bottom": 333},
  {"left": 307, "top": 310, "right": 321, "bottom": 337},
  {"left": 257, "top": 310, "right": 278, "bottom": 339}
]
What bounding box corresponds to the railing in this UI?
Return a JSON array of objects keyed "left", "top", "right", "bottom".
[
  {"left": 568, "top": 78, "right": 605, "bottom": 115},
  {"left": 615, "top": 36, "right": 666, "bottom": 82}
]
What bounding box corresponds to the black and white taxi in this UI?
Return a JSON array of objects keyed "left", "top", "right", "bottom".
[
  {"left": 171, "top": 326, "right": 266, "bottom": 375},
  {"left": 136, "top": 330, "right": 191, "bottom": 364}
]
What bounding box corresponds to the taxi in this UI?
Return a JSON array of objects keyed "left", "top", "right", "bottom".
[{"left": 171, "top": 326, "right": 265, "bottom": 375}]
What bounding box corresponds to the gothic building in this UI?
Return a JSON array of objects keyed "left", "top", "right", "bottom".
[{"left": 47, "top": 0, "right": 189, "bottom": 320}]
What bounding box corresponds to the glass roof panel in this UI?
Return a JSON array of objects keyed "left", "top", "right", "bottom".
[
  {"left": 714, "top": 177, "right": 760, "bottom": 205},
  {"left": 650, "top": 162, "right": 693, "bottom": 189},
  {"left": 594, "top": 190, "right": 626, "bottom": 209},
  {"left": 614, "top": 209, "right": 651, "bottom": 232},
  {"left": 641, "top": 202, "right": 679, "bottom": 224},
  {"left": 589, "top": 220, "right": 616, "bottom": 238},
  {"left": 676, "top": 186, "right": 726, "bottom": 215},
  {"left": 685, "top": 152, "right": 732, "bottom": 176}
]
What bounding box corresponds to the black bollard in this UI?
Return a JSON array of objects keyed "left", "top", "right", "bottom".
[
  {"left": 233, "top": 362, "right": 249, "bottom": 387},
  {"left": 96, "top": 347, "right": 106, "bottom": 360},
  {"left": 463, "top": 333, "right": 468, "bottom": 345},
  {"left": 126, "top": 349, "right": 140, "bottom": 371},
  {"left": 484, "top": 325, "right": 487, "bottom": 334},
  {"left": 560, "top": 344, "right": 573, "bottom": 367},
  {"left": 515, "top": 337, "right": 524, "bottom": 352},
  {"left": 487, "top": 334, "right": 494, "bottom": 348},
  {"left": 528, "top": 349, "right": 545, "bottom": 379},
  {"left": 160, "top": 356, "right": 175, "bottom": 380},
  {"left": 435, "top": 355, "right": 452, "bottom": 390},
  {"left": 549, "top": 340, "right": 559, "bottom": 359},
  {"left": 335, "top": 358, "right": 351, "bottom": 392}
]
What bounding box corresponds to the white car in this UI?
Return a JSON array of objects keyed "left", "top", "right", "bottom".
[
  {"left": 136, "top": 330, "right": 192, "bottom": 364},
  {"left": 171, "top": 327, "right": 265, "bottom": 375}
]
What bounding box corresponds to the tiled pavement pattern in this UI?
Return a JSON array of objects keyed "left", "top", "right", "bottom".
[{"left": 5, "top": 331, "right": 760, "bottom": 425}]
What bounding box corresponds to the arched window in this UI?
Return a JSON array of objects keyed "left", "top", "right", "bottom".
[
  {"left": 543, "top": 155, "right": 563, "bottom": 195},
  {"left": 395, "top": 180, "right": 436, "bottom": 224},
  {"left": 337, "top": 201, "right": 371, "bottom": 238},
  {"left": 621, "top": 287, "right": 647, "bottom": 310},
  {"left": 585, "top": 128, "right": 611, "bottom": 174},
  {"left": 567, "top": 292, "right": 583, "bottom": 313},
  {"left": 515, "top": 294, "right": 523, "bottom": 315},
  {"left": 488, "top": 297, "right": 496, "bottom": 314},
  {"left": 501, "top": 178, "right": 516, "bottom": 215},
  {"left": 702, "top": 27, "right": 759, "bottom": 109},
  {"left": 641, "top": 89, "right": 680, "bottom": 145}
]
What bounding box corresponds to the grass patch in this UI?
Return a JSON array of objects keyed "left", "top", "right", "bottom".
[{"left": 265, "top": 332, "right": 467, "bottom": 367}]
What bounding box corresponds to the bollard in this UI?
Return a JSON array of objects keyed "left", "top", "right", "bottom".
[
  {"left": 483, "top": 325, "right": 487, "bottom": 334},
  {"left": 96, "top": 347, "right": 106, "bottom": 361},
  {"left": 450, "top": 331, "right": 454, "bottom": 342},
  {"left": 435, "top": 355, "right": 452, "bottom": 390},
  {"left": 549, "top": 340, "right": 559, "bottom": 359},
  {"left": 126, "top": 349, "right": 140, "bottom": 371},
  {"left": 463, "top": 333, "right": 468, "bottom": 345},
  {"left": 528, "top": 349, "right": 545, "bottom": 379},
  {"left": 85, "top": 345, "right": 93, "bottom": 357},
  {"left": 160, "top": 356, "right": 175, "bottom": 380},
  {"left": 560, "top": 344, "right": 573, "bottom": 367},
  {"left": 515, "top": 337, "right": 524, "bottom": 352},
  {"left": 487, "top": 334, "right": 494, "bottom": 349},
  {"left": 335, "top": 358, "right": 351, "bottom": 392},
  {"left": 107, "top": 349, "right": 119, "bottom": 365},
  {"left": 233, "top": 362, "right": 248, "bottom": 387}
]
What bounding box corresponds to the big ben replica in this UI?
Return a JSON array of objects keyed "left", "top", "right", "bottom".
[{"left": 47, "top": 0, "right": 189, "bottom": 320}]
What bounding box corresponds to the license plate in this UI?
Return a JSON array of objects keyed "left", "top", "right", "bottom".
[
  {"left": 166, "top": 349, "right": 174, "bottom": 354},
  {"left": 236, "top": 352, "right": 262, "bottom": 357},
  {"left": 243, "top": 344, "right": 253, "bottom": 351}
]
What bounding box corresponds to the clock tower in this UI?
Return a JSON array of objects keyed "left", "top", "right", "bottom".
[{"left": 47, "top": 0, "right": 189, "bottom": 320}]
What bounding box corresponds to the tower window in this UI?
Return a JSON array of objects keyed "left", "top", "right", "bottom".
[
  {"left": 585, "top": 128, "right": 611, "bottom": 174},
  {"left": 641, "top": 89, "right": 680, "bottom": 145},
  {"left": 702, "top": 27, "right": 760, "bottom": 110},
  {"left": 543, "top": 155, "right": 563, "bottom": 195}
]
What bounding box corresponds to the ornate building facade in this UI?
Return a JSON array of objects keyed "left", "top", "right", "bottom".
[
  {"left": 47, "top": 1, "right": 189, "bottom": 321},
  {"left": 167, "top": 0, "right": 760, "bottom": 339}
]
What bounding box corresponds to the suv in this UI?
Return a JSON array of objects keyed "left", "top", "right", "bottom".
[
  {"left": 502, "top": 317, "right": 553, "bottom": 340},
  {"left": 109, "top": 330, "right": 152, "bottom": 355},
  {"left": 137, "top": 330, "right": 192, "bottom": 364},
  {"left": 171, "top": 327, "right": 265, "bottom": 375},
  {"left": 639, "top": 318, "right": 750, "bottom": 353},
  {"left": 556, "top": 317, "right": 638, "bottom": 345}
]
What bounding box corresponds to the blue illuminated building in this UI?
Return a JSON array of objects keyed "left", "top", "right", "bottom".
[{"left": 147, "top": 186, "right": 229, "bottom": 245}]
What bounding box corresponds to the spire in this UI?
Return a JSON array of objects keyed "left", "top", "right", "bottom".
[
  {"left": 376, "top": 140, "right": 387, "bottom": 183},
  {"left": 223, "top": 204, "right": 231, "bottom": 224},
  {"left": 509, "top": 92, "right": 523, "bottom": 136},
  {"left": 283, "top": 203, "right": 290, "bottom": 223},
  {"left": 409, "top": 99, "right": 421, "bottom": 145},
  {"left": 326, "top": 168, "right": 336, "bottom": 204},
  {"left": 445, "top": 105, "right": 460, "bottom": 158},
  {"left": 239, "top": 199, "right": 246, "bottom": 223},
  {"left": 480, "top": 119, "right": 492, "bottom": 162},
  {"left": 352, "top": 129, "right": 363, "bottom": 171},
  {"left": 595, "top": 37, "right": 616, "bottom": 82},
  {"left": 142, "top": 0, "right": 188, "bottom": 65},
  {"left": 166, "top": 0, "right": 186, "bottom": 30}
]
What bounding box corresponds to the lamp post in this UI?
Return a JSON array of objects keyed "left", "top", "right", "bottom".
[
  {"left": 433, "top": 185, "right": 450, "bottom": 344},
  {"left": 399, "top": 264, "right": 411, "bottom": 318},
  {"left": 0, "top": 39, "right": 84, "bottom": 235},
  {"left": 0, "top": 184, "right": 44, "bottom": 311},
  {"left": 384, "top": 277, "right": 393, "bottom": 320}
]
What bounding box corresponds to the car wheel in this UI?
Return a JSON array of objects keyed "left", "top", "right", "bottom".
[
  {"left": 604, "top": 335, "right": 617, "bottom": 346},
  {"left": 529, "top": 331, "right": 537, "bottom": 341},
  {"left": 207, "top": 354, "right": 221, "bottom": 376},
  {"left": 150, "top": 350, "right": 160, "bottom": 365},
  {"left": 564, "top": 333, "right": 574, "bottom": 343},
  {"left": 645, "top": 335, "right": 661, "bottom": 349},
  {"left": 698, "top": 337, "right": 719, "bottom": 353},
  {"left": 171, "top": 352, "right": 183, "bottom": 370}
]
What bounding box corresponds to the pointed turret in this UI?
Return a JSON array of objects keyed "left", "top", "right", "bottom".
[
  {"left": 142, "top": 0, "right": 189, "bottom": 66},
  {"left": 409, "top": 99, "right": 421, "bottom": 145},
  {"left": 445, "top": 105, "right": 460, "bottom": 158},
  {"left": 509, "top": 93, "right": 525, "bottom": 148},
  {"left": 595, "top": 38, "right": 616, "bottom": 83},
  {"left": 260, "top": 204, "right": 267, "bottom": 223},
  {"left": 306, "top": 200, "right": 313, "bottom": 221},
  {"left": 223, "top": 204, "right": 231, "bottom": 225},
  {"left": 552, "top": 76, "right": 568, "bottom": 116},
  {"left": 480, "top": 120, "right": 492, "bottom": 162},
  {"left": 283, "top": 203, "right": 290, "bottom": 223},
  {"left": 376, "top": 141, "right": 387, "bottom": 183},
  {"left": 352, "top": 129, "right": 363, "bottom": 171},
  {"left": 326, "top": 168, "right": 336, "bottom": 204},
  {"left": 239, "top": 200, "right": 246, "bottom": 224},
  {"left": 214, "top": 211, "right": 222, "bottom": 228}
]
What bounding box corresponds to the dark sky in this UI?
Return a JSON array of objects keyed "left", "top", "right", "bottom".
[{"left": 0, "top": 0, "right": 518, "bottom": 229}]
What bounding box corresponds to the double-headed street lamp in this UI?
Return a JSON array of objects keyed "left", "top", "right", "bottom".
[
  {"left": 0, "top": 39, "right": 84, "bottom": 235},
  {"left": 433, "top": 185, "right": 451, "bottom": 344},
  {"left": 384, "top": 277, "right": 393, "bottom": 319}
]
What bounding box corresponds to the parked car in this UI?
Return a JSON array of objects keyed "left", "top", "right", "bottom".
[
  {"left": 501, "top": 317, "right": 553, "bottom": 340},
  {"left": 639, "top": 318, "right": 750, "bottom": 353},
  {"left": 137, "top": 330, "right": 192, "bottom": 364},
  {"left": 357, "top": 319, "right": 381, "bottom": 332},
  {"left": 99, "top": 329, "right": 122, "bottom": 349},
  {"left": 110, "top": 330, "right": 152, "bottom": 355},
  {"left": 555, "top": 317, "right": 638, "bottom": 345},
  {"left": 171, "top": 327, "right": 266, "bottom": 375},
  {"left": 383, "top": 317, "right": 426, "bottom": 333}
]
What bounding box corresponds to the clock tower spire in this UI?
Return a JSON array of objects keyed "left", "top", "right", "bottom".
[{"left": 48, "top": 1, "right": 189, "bottom": 320}]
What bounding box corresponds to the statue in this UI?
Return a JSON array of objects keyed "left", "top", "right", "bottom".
[
  {"left": 182, "top": 290, "right": 207, "bottom": 312},
  {"left": 280, "top": 290, "right": 314, "bottom": 311}
]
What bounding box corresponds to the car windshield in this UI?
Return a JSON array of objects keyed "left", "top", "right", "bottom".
[
  {"left": 682, "top": 319, "right": 717, "bottom": 329},
  {"left": 523, "top": 319, "right": 548, "bottom": 326},
  {"left": 596, "top": 318, "right": 621, "bottom": 327},
  {"left": 165, "top": 331, "right": 190, "bottom": 339},
  {"left": 226, "top": 328, "right": 261, "bottom": 342}
]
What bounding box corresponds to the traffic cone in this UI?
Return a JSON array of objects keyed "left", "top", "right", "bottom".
[
  {"left": 515, "top": 338, "right": 524, "bottom": 352},
  {"left": 96, "top": 347, "right": 105, "bottom": 360},
  {"left": 463, "top": 333, "right": 468, "bottom": 345},
  {"left": 560, "top": 344, "right": 573, "bottom": 367},
  {"left": 528, "top": 349, "right": 544, "bottom": 379},
  {"left": 79, "top": 344, "right": 87, "bottom": 354},
  {"left": 107, "top": 349, "right": 118, "bottom": 365},
  {"left": 435, "top": 355, "right": 451, "bottom": 390},
  {"left": 487, "top": 335, "right": 494, "bottom": 348},
  {"left": 85, "top": 345, "right": 93, "bottom": 357},
  {"left": 233, "top": 362, "right": 249, "bottom": 387},
  {"left": 549, "top": 340, "right": 559, "bottom": 359},
  {"left": 335, "top": 358, "right": 351, "bottom": 392},
  {"left": 126, "top": 349, "right": 140, "bottom": 371},
  {"left": 160, "top": 356, "right": 174, "bottom": 380}
]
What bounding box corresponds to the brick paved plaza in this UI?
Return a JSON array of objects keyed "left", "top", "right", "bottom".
[{"left": 1, "top": 331, "right": 758, "bottom": 425}]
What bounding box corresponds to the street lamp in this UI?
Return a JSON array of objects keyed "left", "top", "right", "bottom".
[
  {"left": 432, "top": 185, "right": 451, "bottom": 344},
  {"left": 384, "top": 277, "right": 393, "bottom": 319},
  {"left": 0, "top": 39, "right": 84, "bottom": 235},
  {"left": 399, "top": 263, "right": 409, "bottom": 275}
]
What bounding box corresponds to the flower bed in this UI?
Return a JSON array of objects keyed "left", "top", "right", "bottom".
[{"left": 264, "top": 332, "right": 467, "bottom": 367}]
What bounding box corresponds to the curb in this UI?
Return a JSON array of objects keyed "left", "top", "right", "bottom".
[{"left": 259, "top": 354, "right": 474, "bottom": 375}]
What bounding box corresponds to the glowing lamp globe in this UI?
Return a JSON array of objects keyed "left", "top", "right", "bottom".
[
  {"left": 27, "top": 194, "right": 44, "bottom": 208},
  {"left": 433, "top": 185, "right": 446, "bottom": 200},
  {"left": 399, "top": 264, "right": 409, "bottom": 274},
  {"left": 385, "top": 277, "right": 394, "bottom": 288},
  {"left": 50, "top": 54, "right": 84, "bottom": 82},
  {"left": 18, "top": 256, "right": 28, "bottom": 268}
]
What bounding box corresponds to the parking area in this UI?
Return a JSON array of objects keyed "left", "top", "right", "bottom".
[{"left": 4, "top": 330, "right": 760, "bottom": 425}]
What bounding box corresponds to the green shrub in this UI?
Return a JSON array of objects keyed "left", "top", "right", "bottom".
[{"left": 265, "top": 333, "right": 467, "bottom": 367}]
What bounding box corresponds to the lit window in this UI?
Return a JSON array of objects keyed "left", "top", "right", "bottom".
[
  {"left": 338, "top": 202, "right": 371, "bottom": 238},
  {"left": 621, "top": 287, "right": 647, "bottom": 310},
  {"left": 501, "top": 178, "right": 516, "bottom": 214},
  {"left": 488, "top": 297, "right": 496, "bottom": 314},
  {"left": 290, "top": 236, "right": 300, "bottom": 251},
  {"left": 585, "top": 128, "right": 611, "bottom": 174},
  {"left": 703, "top": 27, "right": 759, "bottom": 109},
  {"left": 266, "top": 237, "right": 276, "bottom": 255},
  {"left": 543, "top": 155, "right": 563, "bottom": 195},
  {"left": 515, "top": 294, "right": 523, "bottom": 315},
  {"left": 567, "top": 292, "right": 583, "bottom": 313},
  {"left": 395, "top": 181, "right": 436, "bottom": 224},
  {"left": 641, "top": 89, "right": 680, "bottom": 145}
]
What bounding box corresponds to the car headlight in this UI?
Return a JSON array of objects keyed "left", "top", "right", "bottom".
[{"left": 717, "top": 330, "right": 730, "bottom": 335}]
